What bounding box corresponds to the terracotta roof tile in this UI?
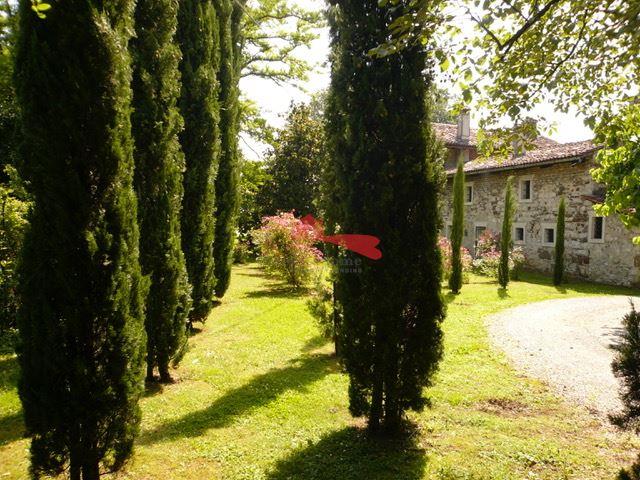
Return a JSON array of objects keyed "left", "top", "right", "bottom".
[{"left": 433, "top": 123, "right": 599, "bottom": 175}]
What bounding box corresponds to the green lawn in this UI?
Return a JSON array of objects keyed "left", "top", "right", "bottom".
[{"left": 1, "top": 264, "right": 639, "bottom": 479}]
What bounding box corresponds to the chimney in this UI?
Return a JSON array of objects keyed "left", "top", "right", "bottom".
[{"left": 456, "top": 109, "right": 471, "bottom": 144}]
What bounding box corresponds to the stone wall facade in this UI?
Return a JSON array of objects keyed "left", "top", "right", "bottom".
[{"left": 442, "top": 156, "right": 640, "bottom": 286}]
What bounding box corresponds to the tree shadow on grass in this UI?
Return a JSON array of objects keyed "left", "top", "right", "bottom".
[
  {"left": 300, "top": 335, "right": 330, "bottom": 353},
  {"left": 443, "top": 292, "right": 458, "bottom": 304},
  {"left": 0, "top": 411, "right": 24, "bottom": 446},
  {"left": 497, "top": 288, "right": 510, "bottom": 299},
  {"left": 518, "top": 271, "right": 639, "bottom": 297},
  {"left": 138, "top": 353, "right": 338, "bottom": 445},
  {"left": 243, "top": 284, "right": 310, "bottom": 300},
  {"left": 265, "top": 425, "right": 428, "bottom": 480}
]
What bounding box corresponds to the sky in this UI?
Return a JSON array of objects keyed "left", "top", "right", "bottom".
[{"left": 239, "top": 0, "right": 594, "bottom": 160}]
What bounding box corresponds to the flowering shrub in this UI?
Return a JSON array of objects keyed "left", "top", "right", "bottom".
[
  {"left": 253, "top": 212, "right": 323, "bottom": 287},
  {"left": 439, "top": 237, "right": 472, "bottom": 283},
  {"left": 471, "top": 229, "right": 527, "bottom": 279},
  {"left": 510, "top": 247, "right": 526, "bottom": 280},
  {"left": 476, "top": 229, "right": 499, "bottom": 257}
]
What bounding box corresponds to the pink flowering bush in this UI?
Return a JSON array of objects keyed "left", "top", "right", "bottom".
[
  {"left": 472, "top": 229, "right": 527, "bottom": 279},
  {"left": 253, "top": 212, "right": 323, "bottom": 287},
  {"left": 439, "top": 237, "right": 472, "bottom": 283}
]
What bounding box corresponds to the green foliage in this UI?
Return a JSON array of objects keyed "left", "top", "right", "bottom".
[
  {"left": 306, "top": 266, "right": 336, "bottom": 341},
  {"left": 553, "top": 198, "right": 566, "bottom": 286},
  {"left": 238, "top": 0, "right": 323, "bottom": 142},
  {"left": 213, "top": 0, "right": 242, "bottom": 298},
  {"left": 430, "top": 85, "right": 456, "bottom": 124},
  {"left": 131, "top": 0, "right": 191, "bottom": 381},
  {"left": 498, "top": 177, "right": 515, "bottom": 289},
  {"left": 240, "top": 0, "right": 323, "bottom": 86},
  {"left": 448, "top": 157, "right": 465, "bottom": 293},
  {"left": 0, "top": 0, "right": 19, "bottom": 179},
  {"left": 261, "top": 102, "right": 325, "bottom": 217},
  {"left": 14, "top": 0, "right": 147, "bottom": 476},
  {"left": 612, "top": 304, "right": 640, "bottom": 432},
  {"left": 177, "top": 0, "right": 221, "bottom": 321},
  {"left": 327, "top": 1, "right": 445, "bottom": 434},
  {"left": 458, "top": 0, "right": 638, "bottom": 128},
  {"left": 0, "top": 166, "right": 30, "bottom": 332},
  {"left": 238, "top": 157, "right": 270, "bottom": 241},
  {"left": 591, "top": 105, "right": 640, "bottom": 245}
]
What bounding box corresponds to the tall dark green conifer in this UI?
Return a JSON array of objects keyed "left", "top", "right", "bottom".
[
  {"left": 554, "top": 198, "right": 566, "bottom": 286},
  {"left": 326, "top": 1, "right": 445, "bottom": 434},
  {"left": 213, "top": 0, "right": 242, "bottom": 298},
  {"left": 498, "top": 177, "right": 516, "bottom": 289},
  {"left": 177, "top": 0, "right": 221, "bottom": 321},
  {"left": 15, "top": 1, "right": 146, "bottom": 478},
  {"left": 131, "top": 0, "right": 192, "bottom": 382},
  {"left": 448, "top": 157, "right": 465, "bottom": 294}
]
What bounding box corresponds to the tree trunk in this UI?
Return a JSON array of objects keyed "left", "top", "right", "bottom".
[
  {"left": 369, "top": 328, "right": 385, "bottom": 435},
  {"left": 159, "top": 362, "right": 173, "bottom": 384},
  {"left": 82, "top": 460, "right": 100, "bottom": 480},
  {"left": 70, "top": 458, "right": 81, "bottom": 480},
  {"left": 146, "top": 361, "right": 155, "bottom": 383},
  {"left": 332, "top": 281, "right": 341, "bottom": 357}
]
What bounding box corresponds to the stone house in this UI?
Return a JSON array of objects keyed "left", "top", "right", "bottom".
[{"left": 437, "top": 112, "right": 640, "bottom": 287}]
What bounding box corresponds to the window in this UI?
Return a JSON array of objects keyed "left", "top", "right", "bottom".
[
  {"left": 474, "top": 224, "right": 487, "bottom": 254},
  {"left": 519, "top": 177, "right": 533, "bottom": 202},
  {"left": 465, "top": 183, "right": 474, "bottom": 205},
  {"left": 542, "top": 223, "right": 556, "bottom": 246},
  {"left": 589, "top": 214, "right": 605, "bottom": 243},
  {"left": 514, "top": 223, "right": 526, "bottom": 245}
]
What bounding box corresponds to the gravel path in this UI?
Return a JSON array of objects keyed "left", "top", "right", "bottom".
[{"left": 488, "top": 295, "right": 640, "bottom": 416}]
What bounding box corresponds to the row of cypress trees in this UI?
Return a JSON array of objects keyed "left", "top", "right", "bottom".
[{"left": 14, "top": 0, "right": 242, "bottom": 476}]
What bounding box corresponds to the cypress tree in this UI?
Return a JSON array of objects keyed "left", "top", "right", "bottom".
[
  {"left": 177, "top": 0, "right": 221, "bottom": 321},
  {"left": 498, "top": 176, "right": 516, "bottom": 289},
  {"left": 131, "top": 0, "right": 192, "bottom": 382},
  {"left": 326, "top": 1, "right": 445, "bottom": 434},
  {"left": 553, "top": 198, "right": 566, "bottom": 286},
  {"left": 448, "top": 156, "right": 465, "bottom": 294},
  {"left": 14, "top": 0, "right": 146, "bottom": 478},
  {"left": 213, "top": 0, "right": 242, "bottom": 298}
]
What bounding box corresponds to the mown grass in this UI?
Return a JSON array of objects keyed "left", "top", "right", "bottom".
[{"left": 0, "top": 264, "right": 639, "bottom": 479}]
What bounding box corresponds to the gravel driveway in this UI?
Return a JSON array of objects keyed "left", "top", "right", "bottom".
[{"left": 488, "top": 295, "right": 640, "bottom": 416}]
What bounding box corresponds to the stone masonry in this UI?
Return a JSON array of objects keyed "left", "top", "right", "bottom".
[{"left": 437, "top": 117, "right": 640, "bottom": 287}]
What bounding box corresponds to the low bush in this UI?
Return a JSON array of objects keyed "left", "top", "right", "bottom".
[
  {"left": 233, "top": 240, "right": 251, "bottom": 264},
  {"left": 306, "top": 264, "right": 338, "bottom": 341},
  {"left": 439, "top": 236, "right": 472, "bottom": 283},
  {"left": 611, "top": 303, "right": 640, "bottom": 431},
  {"left": 1, "top": 166, "right": 31, "bottom": 332},
  {"left": 471, "top": 229, "right": 526, "bottom": 280},
  {"left": 253, "top": 212, "right": 323, "bottom": 287}
]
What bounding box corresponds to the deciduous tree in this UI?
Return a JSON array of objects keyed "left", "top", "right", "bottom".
[{"left": 261, "top": 102, "right": 325, "bottom": 217}]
